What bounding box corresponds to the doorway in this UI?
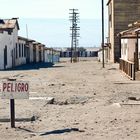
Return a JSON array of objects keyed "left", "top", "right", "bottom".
[{"left": 4, "top": 45, "right": 7, "bottom": 69}]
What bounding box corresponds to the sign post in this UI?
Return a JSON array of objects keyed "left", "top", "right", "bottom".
[
  {"left": 1, "top": 80, "right": 29, "bottom": 128},
  {"left": 10, "top": 99, "right": 15, "bottom": 128}
]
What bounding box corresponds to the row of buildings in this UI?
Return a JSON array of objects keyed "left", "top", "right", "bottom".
[
  {"left": 0, "top": 18, "right": 60, "bottom": 70},
  {"left": 59, "top": 47, "right": 99, "bottom": 58},
  {"left": 101, "top": 0, "right": 140, "bottom": 80}
]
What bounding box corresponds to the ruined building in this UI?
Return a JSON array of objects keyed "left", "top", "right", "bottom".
[{"left": 107, "top": 0, "right": 140, "bottom": 62}]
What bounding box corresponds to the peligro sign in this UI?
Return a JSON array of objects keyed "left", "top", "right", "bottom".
[{"left": 1, "top": 81, "right": 29, "bottom": 99}]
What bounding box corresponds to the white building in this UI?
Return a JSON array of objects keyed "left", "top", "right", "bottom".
[
  {"left": 0, "top": 18, "right": 19, "bottom": 69},
  {"left": 119, "top": 21, "right": 140, "bottom": 80},
  {"left": 32, "top": 42, "right": 44, "bottom": 63},
  {"left": 44, "top": 48, "right": 60, "bottom": 63},
  {"left": 52, "top": 49, "right": 60, "bottom": 63},
  {"left": 17, "top": 36, "right": 37, "bottom": 64},
  {"left": 44, "top": 48, "right": 53, "bottom": 63},
  {"left": 119, "top": 22, "right": 140, "bottom": 65},
  {"left": 98, "top": 48, "right": 108, "bottom": 63}
]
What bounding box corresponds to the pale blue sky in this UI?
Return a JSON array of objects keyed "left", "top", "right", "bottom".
[
  {"left": 0, "top": 0, "right": 108, "bottom": 19},
  {"left": 0, "top": 0, "right": 108, "bottom": 47}
]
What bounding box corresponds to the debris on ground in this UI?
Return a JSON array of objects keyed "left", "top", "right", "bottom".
[
  {"left": 128, "top": 97, "right": 140, "bottom": 101},
  {"left": 111, "top": 103, "right": 121, "bottom": 108},
  {"left": 52, "top": 96, "right": 92, "bottom": 105},
  {"left": 46, "top": 97, "right": 55, "bottom": 104},
  {"left": 0, "top": 115, "right": 38, "bottom": 122}
]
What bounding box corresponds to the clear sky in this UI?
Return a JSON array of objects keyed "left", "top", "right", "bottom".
[{"left": 0, "top": 0, "right": 108, "bottom": 47}]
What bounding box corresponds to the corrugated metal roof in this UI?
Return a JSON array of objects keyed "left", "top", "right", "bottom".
[
  {"left": 18, "top": 36, "right": 34, "bottom": 42},
  {"left": 119, "top": 20, "right": 140, "bottom": 37},
  {"left": 0, "top": 18, "right": 19, "bottom": 30},
  {"left": 33, "top": 41, "right": 41, "bottom": 45},
  {"left": 119, "top": 27, "right": 140, "bottom": 38}
]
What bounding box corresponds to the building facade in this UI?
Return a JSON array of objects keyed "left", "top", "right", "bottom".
[
  {"left": 119, "top": 21, "right": 140, "bottom": 80},
  {"left": 107, "top": 0, "right": 140, "bottom": 62},
  {"left": 60, "top": 47, "right": 99, "bottom": 58},
  {"left": 44, "top": 48, "right": 60, "bottom": 64},
  {"left": 15, "top": 36, "right": 27, "bottom": 66},
  {"left": 0, "top": 18, "right": 19, "bottom": 69}
]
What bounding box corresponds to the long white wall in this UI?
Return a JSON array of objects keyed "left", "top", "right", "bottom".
[{"left": 15, "top": 38, "right": 26, "bottom": 66}]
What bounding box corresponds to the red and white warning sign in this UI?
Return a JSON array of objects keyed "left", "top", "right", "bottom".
[{"left": 1, "top": 81, "right": 29, "bottom": 99}]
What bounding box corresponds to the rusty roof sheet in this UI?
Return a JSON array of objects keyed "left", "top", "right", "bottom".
[
  {"left": 0, "top": 18, "right": 19, "bottom": 30},
  {"left": 33, "top": 41, "right": 41, "bottom": 45},
  {"left": 107, "top": 0, "right": 112, "bottom": 5},
  {"left": 44, "top": 47, "right": 60, "bottom": 52},
  {"left": 119, "top": 26, "right": 140, "bottom": 37},
  {"left": 119, "top": 20, "right": 140, "bottom": 37},
  {"left": 44, "top": 47, "right": 52, "bottom": 51},
  {"left": 32, "top": 42, "right": 45, "bottom": 47}
]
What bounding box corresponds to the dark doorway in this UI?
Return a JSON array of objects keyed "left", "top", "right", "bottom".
[
  {"left": 33, "top": 46, "right": 36, "bottom": 62},
  {"left": 4, "top": 45, "right": 7, "bottom": 69},
  {"left": 26, "top": 47, "right": 30, "bottom": 63},
  {"left": 11, "top": 48, "right": 16, "bottom": 68},
  {"left": 39, "top": 51, "right": 41, "bottom": 62}
]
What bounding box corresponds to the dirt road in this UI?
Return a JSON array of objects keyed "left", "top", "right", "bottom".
[{"left": 0, "top": 58, "right": 140, "bottom": 140}]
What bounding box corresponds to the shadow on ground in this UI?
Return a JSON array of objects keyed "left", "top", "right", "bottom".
[
  {"left": 17, "top": 127, "right": 83, "bottom": 136},
  {"left": 2, "top": 62, "right": 64, "bottom": 71},
  {"left": 40, "top": 128, "right": 81, "bottom": 136},
  {"left": 17, "top": 127, "right": 35, "bottom": 133}
]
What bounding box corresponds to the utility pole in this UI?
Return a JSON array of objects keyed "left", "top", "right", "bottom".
[
  {"left": 102, "top": 0, "right": 105, "bottom": 68},
  {"left": 26, "top": 24, "right": 28, "bottom": 39},
  {"left": 69, "top": 9, "right": 80, "bottom": 63}
]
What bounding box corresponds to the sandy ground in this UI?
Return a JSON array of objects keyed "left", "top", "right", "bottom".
[{"left": 0, "top": 57, "right": 140, "bottom": 140}]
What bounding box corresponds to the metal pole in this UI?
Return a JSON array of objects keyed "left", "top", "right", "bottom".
[
  {"left": 71, "top": 45, "right": 73, "bottom": 63},
  {"left": 136, "top": 32, "right": 139, "bottom": 71},
  {"left": 70, "top": 9, "right": 74, "bottom": 63},
  {"left": 102, "top": 0, "right": 105, "bottom": 68},
  {"left": 52, "top": 48, "right": 54, "bottom": 64},
  {"left": 10, "top": 99, "right": 15, "bottom": 128},
  {"left": 26, "top": 24, "right": 28, "bottom": 39}
]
